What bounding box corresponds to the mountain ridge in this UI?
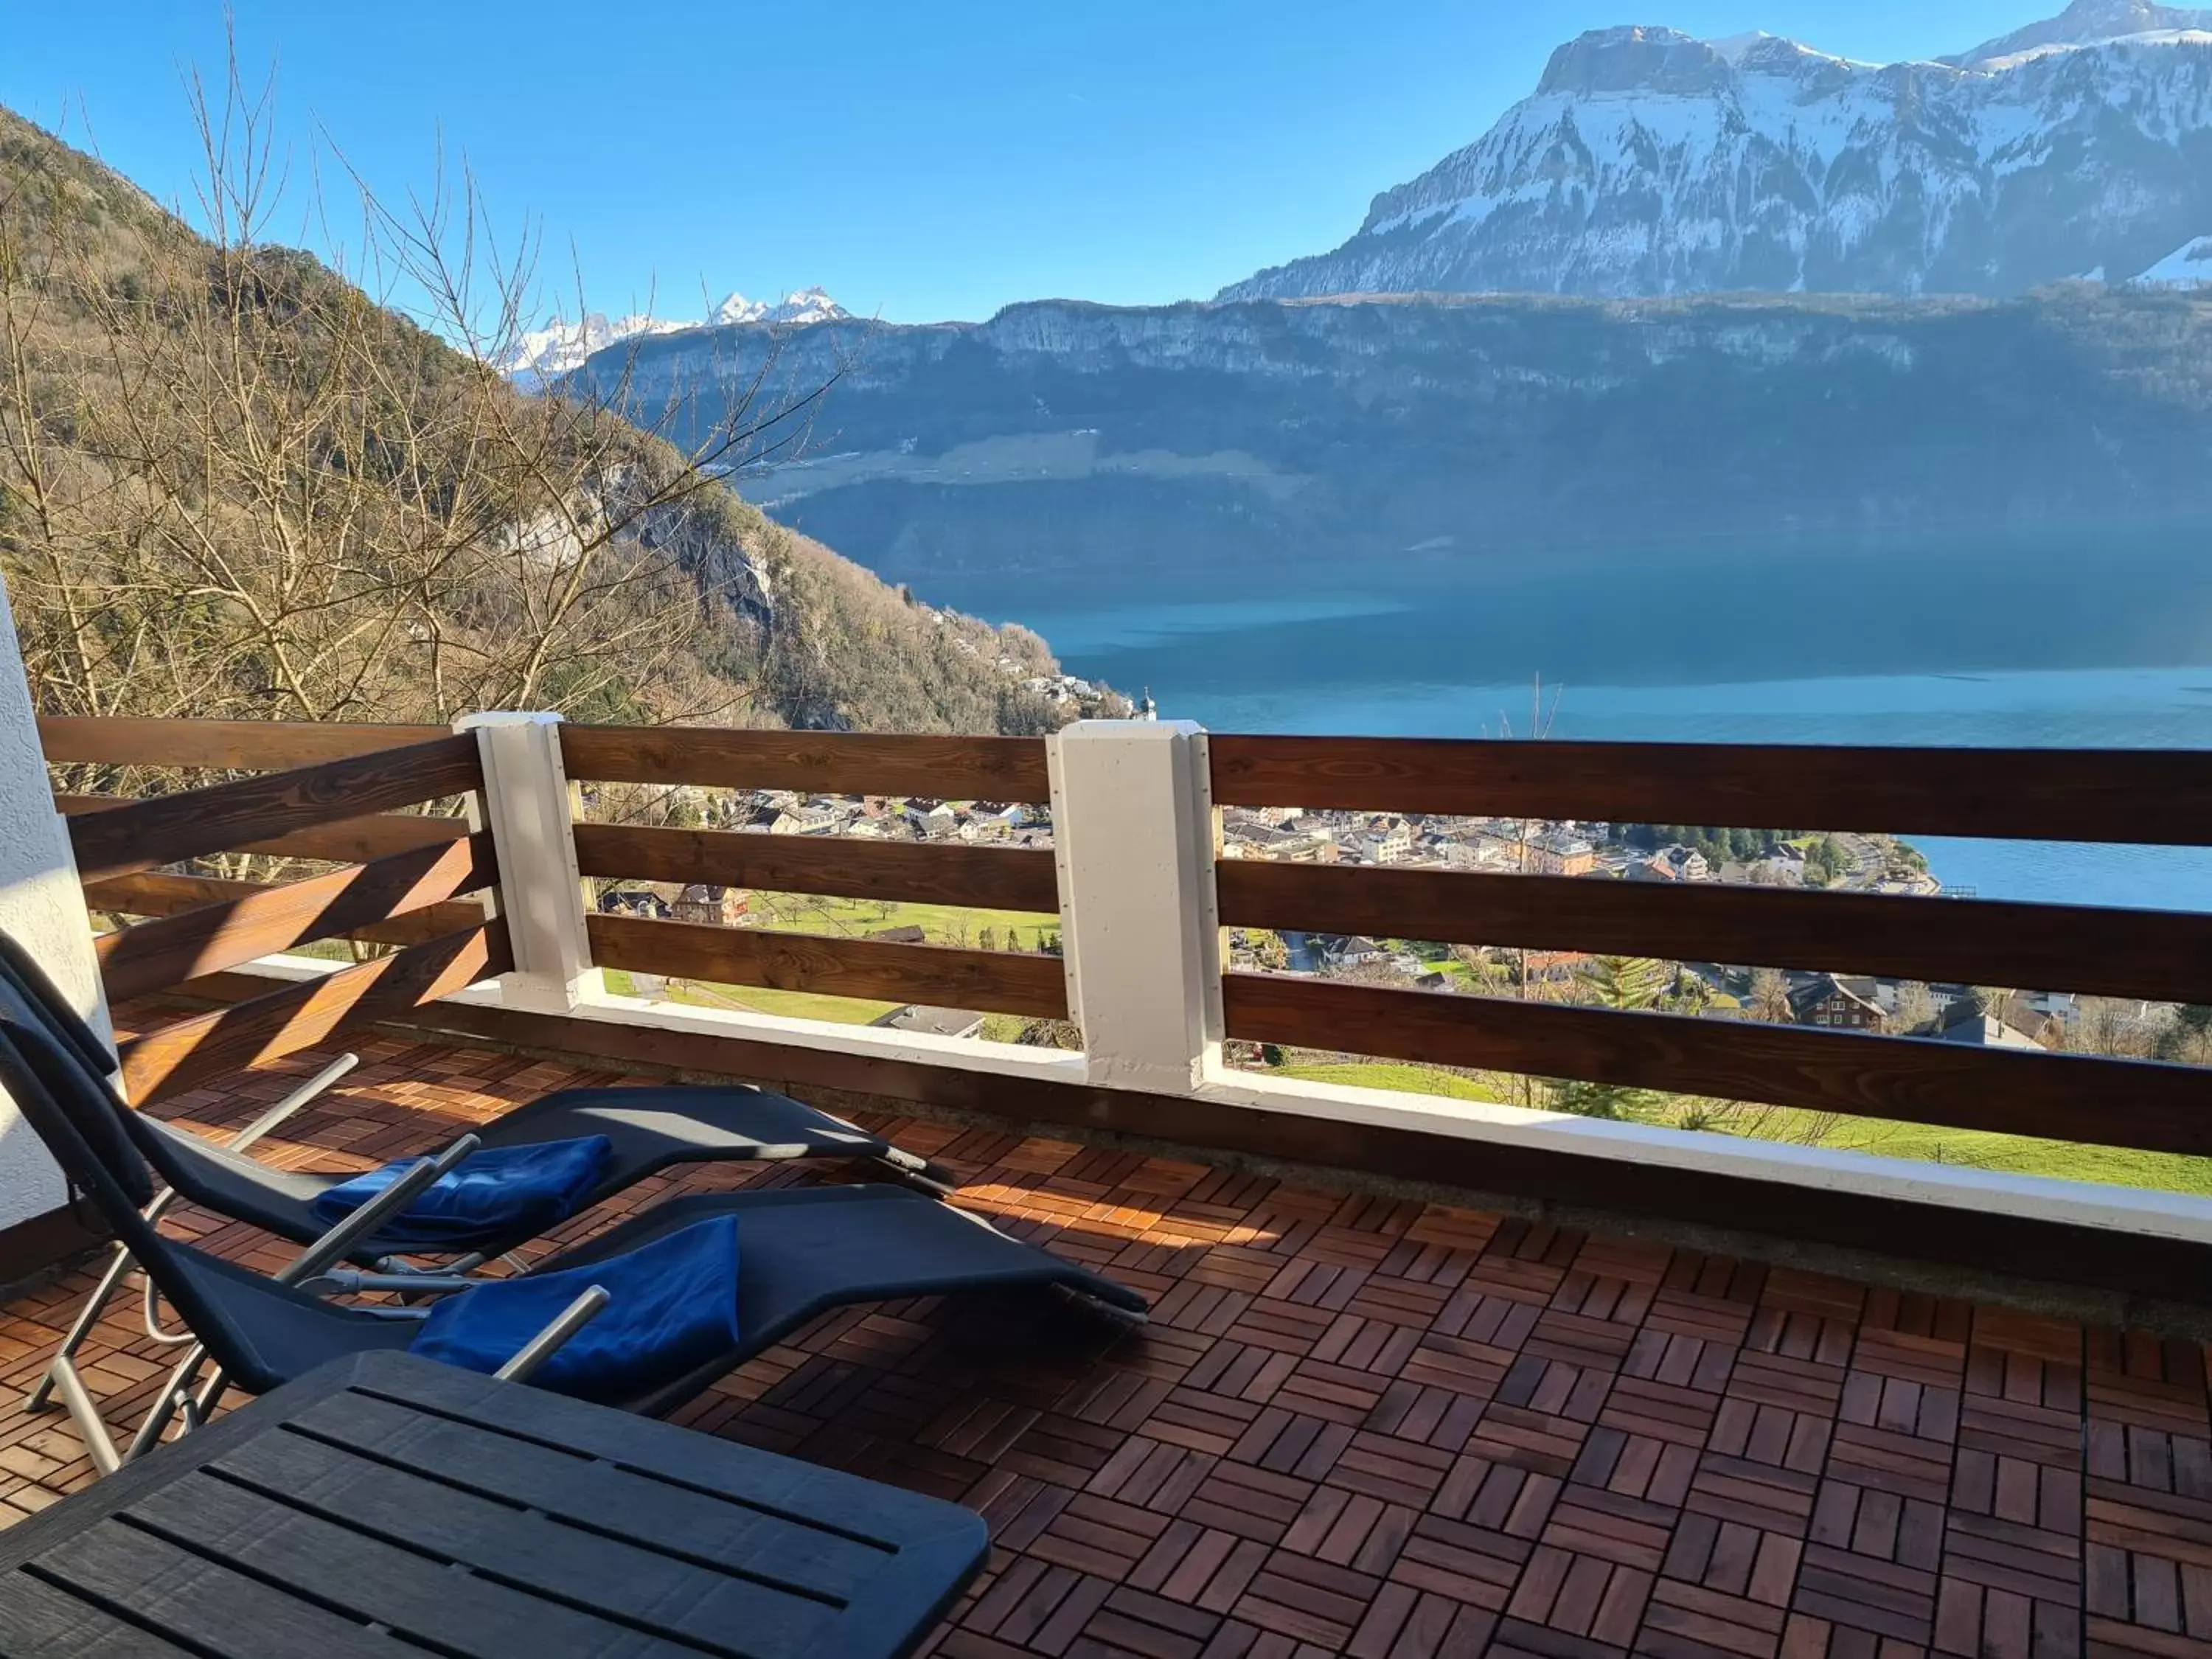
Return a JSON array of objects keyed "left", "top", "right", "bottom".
[
  {"left": 1218, "top": 4, "right": 2212, "bottom": 303},
  {"left": 495, "top": 287, "right": 846, "bottom": 381},
  {"left": 574, "top": 284, "right": 2212, "bottom": 597}
]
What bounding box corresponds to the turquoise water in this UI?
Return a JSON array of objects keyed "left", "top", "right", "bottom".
[{"left": 952, "top": 566, "right": 2212, "bottom": 914}]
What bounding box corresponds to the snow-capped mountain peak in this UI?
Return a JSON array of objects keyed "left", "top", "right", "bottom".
[
  {"left": 709, "top": 287, "right": 846, "bottom": 327},
  {"left": 1219, "top": 6, "right": 2212, "bottom": 305},
  {"left": 1952, "top": 0, "right": 2212, "bottom": 68},
  {"left": 494, "top": 288, "right": 847, "bottom": 380}
]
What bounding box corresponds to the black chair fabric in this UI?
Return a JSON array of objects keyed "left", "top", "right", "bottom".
[
  {"left": 0, "top": 1017, "right": 1144, "bottom": 1411},
  {"left": 0, "top": 925, "right": 938, "bottom": 1262}
]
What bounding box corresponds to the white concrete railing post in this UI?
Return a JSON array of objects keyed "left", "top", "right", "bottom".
[
  {"left": 1048, "top": 720, "right": 1222, "bottom": 1093},
  {"left": 453, "top": 712, "right": 599, "bottom": 1014},
  {"left": 0, "top": 576, "right": 104, "bottom": 1237}
]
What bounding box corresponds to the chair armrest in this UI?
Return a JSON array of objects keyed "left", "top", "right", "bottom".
[
  {"left": 494, "top": 1284, "right": 611, "bottom": 1383},
  {"left": 225, "top": 1054, "right": 360, "bottom": 1153},
  {"left": 275, "top": 1133, "right": 481, "bottom": 1287}
]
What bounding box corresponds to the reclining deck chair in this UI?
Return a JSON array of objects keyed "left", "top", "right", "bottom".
[
  {"left": 0, "top": 1015, "right": 1146, "bottom": 1475},
  {"left": 0, "top": 931, "right": 962, "bottom": 1410}
]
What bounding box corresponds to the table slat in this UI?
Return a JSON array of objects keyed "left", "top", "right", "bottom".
[
  {"left": 215, "top": 1424, "right": 836, "bottom": 1649},
  {"left": 32, "top": 1523, "right": 408, "bottom": 1658},
  {"left": 132, "top": 1470, "right": 691, "bottom": 1659},
  {"left": 278, "top": 1389, "right": 883, "bottom": 1597}
]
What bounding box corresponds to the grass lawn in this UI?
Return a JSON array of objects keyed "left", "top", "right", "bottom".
[
  {"left": 602, "top": 967, "right": 900, "bottom": 1026},
  {"left": 672, "top": 980, "right": 902, "bottom": 1026},
  {"left": 1690, "top": 1104, "right": 2212, "bottom": 1195},
  {"left": 749, "top": 892, "right": 1057, "bottom": 950},
  {"left": 1259, "top": 1062, "right": 1502, "bottom": 1104}
]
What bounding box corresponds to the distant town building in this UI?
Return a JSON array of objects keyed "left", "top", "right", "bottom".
[
  {"left": 1933, "top": 1005, "right": 2046, "bottom": 1051},
  {"left": 871, "top": 1005, "right": 985, "bottom": 1040},
  {"left": 672, "top": 884, "right": 747, "bottom": 927},
  {"left": 1630, "top": 846, "right": 1713, "bottom": 884},
  {"left": 1320, "top": 935, "right": 1390, "bottom": 968},
  {"left": 1517, "top": 950, "right": 1592, "bottom": 987},
  {"left": 1532, "top": 830, "right": 1597, "bottom": 877},
  {"left": 1789, "top": 974, "right": 1885, "bottom": 1030},
  {"left": 1934, "top": 995, "right": 2058, "bottom": 1049}
]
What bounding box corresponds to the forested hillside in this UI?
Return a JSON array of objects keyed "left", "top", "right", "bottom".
[{"left": 0, "top": 103, "right": 1099, "bottom": 737}]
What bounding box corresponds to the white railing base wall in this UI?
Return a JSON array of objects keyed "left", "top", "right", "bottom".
[
  {"left": 228, "top": 709, "right": 2212, "bottom": 1257},
  {"left": 226, "top": 950, "right": 2212, "bottom": 1253}
]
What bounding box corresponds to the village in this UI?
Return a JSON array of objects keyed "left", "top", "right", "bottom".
[{"left": 582, "top": 783, "right": 2103, "bottom": 1052}]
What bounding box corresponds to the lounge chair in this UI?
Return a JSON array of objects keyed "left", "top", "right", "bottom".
[
  {"left": 0, "top": 1015, "right": 1146, "bottom": 1474},
  {"left": 0, "top": 929, "right": 964, "bottom": 1408}
]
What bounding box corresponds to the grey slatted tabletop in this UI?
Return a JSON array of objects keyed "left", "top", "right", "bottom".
[{"left": 0, "top": 1350, "right": 987, "bottom": 1658}]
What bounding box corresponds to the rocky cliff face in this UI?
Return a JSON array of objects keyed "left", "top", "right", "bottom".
[
  {"left": 577, "top": 287, "right": 2212, "bottom": 592},
  {"left": 1220, "top": 4, "right": 2212, "bottom": 302}
]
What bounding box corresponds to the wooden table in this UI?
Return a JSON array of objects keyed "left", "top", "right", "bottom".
[{"left": 0, "top": 1350, "right": 987, "bottom": 1658}]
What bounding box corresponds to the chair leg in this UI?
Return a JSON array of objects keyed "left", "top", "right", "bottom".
[
  {"left": 22, "top": 1187, "right": 182, "bottom": 1415},
  {"left": 22, "top": 1242, "right": 137, "bottom": 1416},
  {"left": 45, "top": 1354, "right": 119, "bottom": 1477},
  {"left": 121, "top": 1343, "right": 209, "bottom": 1466},
  {"left": 876, "top": 1146, "right": 958, "bottom": 1194}
]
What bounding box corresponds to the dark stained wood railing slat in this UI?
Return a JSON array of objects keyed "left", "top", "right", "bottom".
[
  {"left": 67, "top": 736, "right": 483, "bottom": 885},
  {"left": 40, "top": 717, "right": 448, "bottom": 771},
  {"left": 94, "top": 835, "right": 501, "bottom": 1006},
  {"left": 587, "top": 914, "right": 1068, "bottom": 1018},
  {"left": 1208, "top": 734, "right": 2212, "bottom": 845},
  {"left": 1222, "top": 973, "right": 2212, "bottom": 1156},
  {"left": 57, "top": 794, "right": 472, "bottom": 863},
  {"left": 561, "top": 726, "right": 1051, "bottom": 804},
  {"left": 1217, "top": 859, "right": 2212, "bottom": 1006},
  {"left": 85, "top": 871, "right": 487, "bottom": 955},
  {"left": 573, "top": 823, "right": 1059, "bottom": 914},
  {"left": 118, "top": 922, "right": 512, "bottom": 1104}
]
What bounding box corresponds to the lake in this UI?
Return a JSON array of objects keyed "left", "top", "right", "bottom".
[{"left": 927, "top": 537, "right": 2212, "bottom": 914}]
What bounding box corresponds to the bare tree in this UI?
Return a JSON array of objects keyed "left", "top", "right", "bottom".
[
  {"left": 1747, "top": 968, "right": 1795, "bottom": 1024},
  {"left": 1891, "top": 981, "right": 1938, "bottom": 1033},
  {"left": 0, "top": 50, "right": 843, "bottom": 777}
]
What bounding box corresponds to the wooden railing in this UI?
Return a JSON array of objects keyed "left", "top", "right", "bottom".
[
  {"left": 41, "top": 721, "right": 507, "bottom": 1103},
  {"left": 560, "top": 726, "right": 1068, "bottom": 1020},
  {"left": 1211, "top": 735, "right": 2212, "bottom": 1157},
  {"left": 46, "top": 716, "right": 2212, "bottom": 1175}
]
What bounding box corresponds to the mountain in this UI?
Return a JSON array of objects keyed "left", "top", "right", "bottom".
[
  {"left": 574, "top": 287, "right": 2212, "bottom": 594},
  {"left": 1219, "top": 3, "right": 2212, "bottom": 303},
  {"left": 0, "top": 106, "right": 1090, "bottom": 737},
  {"left": 1950, "top": 0, "right": 2212, "bottom": 67},
  {"left": 494, "top": 287, "right": 847, "bottom": 381}
]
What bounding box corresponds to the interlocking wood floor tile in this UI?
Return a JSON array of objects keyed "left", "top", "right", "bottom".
[{"left": 21, "top": 1033, "right": 2212, "bottom": 1656}]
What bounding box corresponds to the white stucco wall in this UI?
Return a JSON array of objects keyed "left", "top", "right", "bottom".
[{"left": 0, "top": 577, "right": 103, "bottom": 1232}]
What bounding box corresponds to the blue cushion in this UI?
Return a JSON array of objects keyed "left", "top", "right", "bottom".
[
  {"left": 308, "top": 1136, "right": 612, "bottom": 1249},
  {"left": 410, "top": 1216, "right": 742, "bottom": 1403}
]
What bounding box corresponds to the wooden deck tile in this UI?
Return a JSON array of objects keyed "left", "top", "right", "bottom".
[{"left": 11, "top": 1033, "right": 2212, "bottom": 1656}]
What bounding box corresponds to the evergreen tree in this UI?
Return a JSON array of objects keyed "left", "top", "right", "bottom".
[{"left": 1551, "top": 956, "right": 1669, "bottom": 1119}]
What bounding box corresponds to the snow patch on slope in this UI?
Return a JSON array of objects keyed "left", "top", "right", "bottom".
[{"left": 2134, "top": 234, "right": 2212, "bottom": 285}]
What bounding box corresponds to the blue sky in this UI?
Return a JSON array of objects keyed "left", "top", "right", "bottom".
[{"left": 3, "top": 1, "right": 2043, "bottom": 324}]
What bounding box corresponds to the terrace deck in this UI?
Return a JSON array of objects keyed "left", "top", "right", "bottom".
[{"left": 0, "top": 1034, "right": 2199, "bottom": 1659}]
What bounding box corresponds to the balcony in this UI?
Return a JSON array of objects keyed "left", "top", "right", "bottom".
[{"left": 7, "top": 711, "right": 2212, "bottom": 1655}]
